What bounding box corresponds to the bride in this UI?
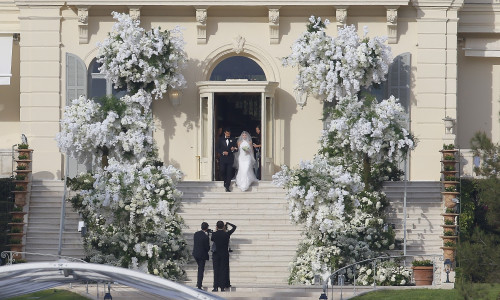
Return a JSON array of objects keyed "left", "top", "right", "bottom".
[{"left": 235, "top": 131, "right": 258, "bottom": 191}]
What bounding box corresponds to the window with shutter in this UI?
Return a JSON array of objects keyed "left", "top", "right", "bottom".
[
  {"left": 66, "top": 53, "right": 87, "bottom": 104},
  {"left": 88, "top": 58, "right": 127, "bottom": 100}
]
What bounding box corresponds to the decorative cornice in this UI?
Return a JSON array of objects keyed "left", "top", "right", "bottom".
[{"left": 15, "top": 0, "right": 411, "bottom": 6}]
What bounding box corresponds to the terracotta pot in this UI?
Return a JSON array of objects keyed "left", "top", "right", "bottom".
[
  {"left": 441, "top": 224, "right": 457, "bottom": 234},
  {"left": 441, "top": 213, "right": 458, "bottom": 223},
  {"left": 9, "top": 222, "right": 25, "bottom": 232},
  {"left": 441, "top": 160, "right": 457, "bottom": 168},
  {"left": 442, "top": 192, "right": 459, "bottom": 208},
  {"left": 412, "top": 266, "right": 434, "bottom": 286},
  {"left": 8, "top": 244, "right": 24, "bottom": 259},
  {"left": 9, "top": 211, "right": 26, "bottom": 220},
  {"left": 14, "top": 180, "right": 29, "bottom": 191},
  {"left": 442, "top": 181, "right": 459, "bottom": 188},
  {"left": 441, "top": 246, "right": 456, "bottom": 262},
  {"left": 14, "top": 191, "right": 28, "bottom": 206},
  {"left": 440, "top": 235, "right": 458, "bottom": 244},
  {"left": 16, "top": 160, "right": 31, "bottom": 169}
]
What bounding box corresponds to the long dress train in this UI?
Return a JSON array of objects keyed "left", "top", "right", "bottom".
[{"left": 235, "top": 140, "right": 258, "bottom": 191}]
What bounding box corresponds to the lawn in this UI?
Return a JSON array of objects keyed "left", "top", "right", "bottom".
[
  {"left": 7, "top": 289, "right": 89, "bottom": 300},
  {"left": 351, "top": 284, "right": 500, "bottom": 300}
]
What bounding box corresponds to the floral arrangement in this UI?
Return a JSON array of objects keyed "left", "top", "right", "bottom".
[
  {"left": 283, "top": 17, "right": 392, "bottom": 103},
  {"left": 275, "top": 17, "right": 414, "bottom": 284},
  {"left": 97, "top": 12, "right": 186, "bottom": 99},
  {"left": 57, "top": 12, "right": 188, "bottom": 280},
  {"left": 354, "top": 261, "right": 412, "bottom": 286},
  {"left": 242, "top": 145, "right": 250, "bottom": 152}
]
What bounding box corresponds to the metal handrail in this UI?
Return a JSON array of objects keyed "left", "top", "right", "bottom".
[
  {"left": 320, "top": 253, "right": 443, "bottom": 300},
  {"left": 1, "top": 251, "right": 87, "bottom": 265}
]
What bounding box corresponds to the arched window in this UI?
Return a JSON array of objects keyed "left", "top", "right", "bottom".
[
  {"left": 88, "top": 58, "right": 127, "bottom": 99},
  {"left": 210, "top": 56, "right": 266, "bottom": 81}
]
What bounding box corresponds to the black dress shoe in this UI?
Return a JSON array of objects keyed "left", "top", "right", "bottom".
[
  {"left": 220, "top": 288, "right": 225, "bottom": 292},
  {"left": 197, "top": 286, "right": 202, "bottom": 290},
  {"left": 225, "top": 188, "right": 230, "bottom": 192},
  {"left": 212, "top": 288, "right": 218, "bottom": 292}
]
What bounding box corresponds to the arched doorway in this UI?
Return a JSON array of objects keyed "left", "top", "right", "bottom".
[{"left": 197, "top": 55, "right": 278, "bottom": 181}]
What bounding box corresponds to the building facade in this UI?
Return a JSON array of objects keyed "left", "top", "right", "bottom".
[{"left": 0, "top": 0, "right": 497, "bottom": 181}]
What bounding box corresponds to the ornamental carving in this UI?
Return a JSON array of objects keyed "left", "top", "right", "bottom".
[
  {"left": 129, "top": 7, "right": 141, "bottom": 21},
  {"left": 233, "top": 35, "right": 246, "bottom": 54},
  {"left": 387, "top": 8, "right": 398, "bottom": 24},
  {"left": 336, "top": 8, "right": 347, "bottom": 25},
  {"left": 78, "top": 7, "right": 88, "bottom": 24},
  {"left": 269, "top": 9, "right": 279, "bottom": 25},
  {"left": 196, "top": 9, "right": 207, "bottom": 25}
]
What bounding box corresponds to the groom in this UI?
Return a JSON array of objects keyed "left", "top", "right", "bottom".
[{"left": 217, "top": 128, "right": 237, "bottom": 192}]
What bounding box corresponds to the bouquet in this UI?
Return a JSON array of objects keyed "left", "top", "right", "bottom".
[{"left": 242, "top": 145, "right": 250, "bottom": 152}]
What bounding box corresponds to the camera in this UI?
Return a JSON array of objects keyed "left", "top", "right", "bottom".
[{"left": 207, "top": 229, "right": 213, "bottom": 233}]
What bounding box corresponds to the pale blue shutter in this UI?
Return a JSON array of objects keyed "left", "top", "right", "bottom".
[
  {"left": 388, "top": 52, "right": 411, "bottom": 113},
  {"left": 66, "top": 53, "right": 87, "bottom": 104},
  {"left": 65, "top": 53, "right": 88, "bottom": 177}
]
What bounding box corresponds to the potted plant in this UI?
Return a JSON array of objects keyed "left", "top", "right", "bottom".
[
  {"left": 441, "top": 241, "right": 456, "bottom": 262},
  {"left": 412, "top": 259, "right": 434, "bottom": 286}
]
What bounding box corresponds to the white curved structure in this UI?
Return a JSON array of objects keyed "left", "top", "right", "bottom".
[{"left": 0, "top": 261, "right": 224, "bottom": 300}]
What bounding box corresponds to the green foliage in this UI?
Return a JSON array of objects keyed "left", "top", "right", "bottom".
[
  {"left": 17, "top": 154, "right": 28, "bottom": 160},
  {"left": 11, "top": 227, "right": 21, "bottom": 233},
  {"left": 444, "top": 230, "right": 455, "bottom": 236},
  {"left": 10, "top": 217, "right": 23, "bottom": 223},
  {"left": 15, "top": 165, "right": 26, "bottom": 170},
  {"left": 9, "top": 238, "right": 21, "bottom": 244},
  {"left": 12, "top": 206, "right": 22, "bottom": 212},
  {"left": 444, "top": 165, "right": 456, "bottom": 171},
  {"left": 17, "top": 144, "right": 28, "bottom": 149},
  {"left": 97, "top": 95, "right": 128, "bottom": 118},
  {"left": 444, "top": 175, "right": 457, "bottom": 181},
  {"left": 444, "top": 241, "right": 456, "bottom": 247},
  {"left": 471, "top": 131, "right": 500, "bottom": 177},
  {"left": 443, "top": 143, "right": 455, "bottom": 150},
  {"left": 445, "top": 186, "right": 457, "bottom": 192},
  {"left": 14, "top": 185, "right": 24, "bottom": 191},
  {"left": 445, "top": 207, "right": 456, "bottom": 213},
  {"left": 411, "top": 259, "right": 433, "bottom": 267},
  {"left": 444, "top": 219, "right": 455, "bottom": 225},
  {"left": 14, "top": 174, "right": 25, "bottom": 181},
  {"left": 444, "top": 154, "right": 455, "bottom": 161}
]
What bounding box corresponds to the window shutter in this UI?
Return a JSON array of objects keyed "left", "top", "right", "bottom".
[
  {"left": 388, "top": 52, "right": 411, "bottom": 113},
  {"left": 66, "top": 53, "right": 87, "bottom": 105}
]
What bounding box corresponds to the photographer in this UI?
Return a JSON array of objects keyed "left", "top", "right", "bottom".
[
  {"left": 192, "top": 222, "right": 210, "bottom": 289},
  {"left": 211, "top": 221, "right": 236, "bottom": 292}
]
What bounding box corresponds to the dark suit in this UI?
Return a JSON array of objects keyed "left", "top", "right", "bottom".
[
  {"left": 216, "top": 136, "right": 237, "bottom": 190},
  {"left": 192, "top": 230, "right": 210, "bottom": 288},
  {"left": 211, "top": 223, "right": 237, "bottom": 290}
]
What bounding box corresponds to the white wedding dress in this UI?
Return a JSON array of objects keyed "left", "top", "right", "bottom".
[{"left": 235, "top": 140, "right": 258, "bottom": 191}]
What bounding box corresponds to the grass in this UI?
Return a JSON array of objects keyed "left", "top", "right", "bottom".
[
  {"left": 351, "top": 284, "right": 500, "bottom": 300},
  {"left": 6, "top": 289, "right": 90, "bottom": 300}
]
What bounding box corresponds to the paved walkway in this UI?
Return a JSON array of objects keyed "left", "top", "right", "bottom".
[{"left": 63, "top": 283, "right": 455, "bottom": 300}]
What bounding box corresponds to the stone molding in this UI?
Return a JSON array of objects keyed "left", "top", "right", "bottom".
[
  {"left": 196, "top": 8, "right": 207, "bottom": 44},
  {"left": 268, "top": 8, "right": 279, "bottom": 44},
  {"left": 77, "top": 6, "right": 89, "bottom": 44},
  {"left": 386, "top": 6, "right": 398, "bottom": 44},
  {"left": 17, "top": 1, "right": 410, "bottom": 5}
]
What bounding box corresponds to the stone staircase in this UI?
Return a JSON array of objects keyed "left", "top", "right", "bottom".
[
  {"left": 24, "top": 180, "right": 84, "bottom": 261},
  {"left": 178, "top": 181, "right": 301, "bottom": 288},
  {"left": 384, "top": 181, "right": 443, "bottom": 256},
  {"left": 21, "top": 179, "right": 443, "bottom": 296}
]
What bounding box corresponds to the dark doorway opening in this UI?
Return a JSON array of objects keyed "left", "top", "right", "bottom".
[{"left": 214, "top": 93, "right": 261, "bottom": 181}]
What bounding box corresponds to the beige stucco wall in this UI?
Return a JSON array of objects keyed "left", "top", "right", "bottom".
[{"left": 5, "top": 1, "right": 496, "bottom": 182}]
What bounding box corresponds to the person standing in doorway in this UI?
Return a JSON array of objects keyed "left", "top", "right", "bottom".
[
  {"left": 192, "top": 222, "right": 210, "bottom": 290},
  {"left": 217, "top": 128, "right": 238, "bottom": 192},
  {"left": 252, "top": 125, "right": 262, "bottom": 180},
  {"left": 211, "top": 220, "right": 237, "bottom": 292}
]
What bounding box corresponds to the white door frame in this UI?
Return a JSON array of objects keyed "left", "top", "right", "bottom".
[{"left": 196, "top": 81, "right": 278, "bottom": 181}]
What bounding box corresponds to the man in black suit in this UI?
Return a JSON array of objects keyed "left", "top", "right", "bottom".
[
  {"left": 216, "top": 128, "right": 238, "bottom": 192},
  {"left": 211, "top": 220, "right": 237, "bottom": 292},
  {"left": 192, "top": 222, "right": 210, "bottom": 289}
]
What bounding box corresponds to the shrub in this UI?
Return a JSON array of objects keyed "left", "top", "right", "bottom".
[
  {"left": 15, "top": 174, "right": 26, "bottom": 181},
  {"left": 444, "top": 165, "right": 456, "bottom": 171},
  {"left": 16, "top": 165, "right": 26, "bottom": 170},
  {"left": 17, "top": 154, "right": 28, "bottom": 160},
  {"left": 444, "top": 219, "right": 455, "bottom": 225},
  {"left": 444, "top": 186, "right": 457, "bottom": 192},
  {"left": 17, "top": 143, "right": 29, "bottom": 149},
  {"left": 443, "top": 154, "right": 455, "bottom": 161},
  {"left": 412, "top": 259, "right": 433, "bottom": 267},
  {"left": 444, "top": 241, "right": 456, "bottom": 247},
  {"left": 443, "top": 144, "right": 455, "bottom": 150}
]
